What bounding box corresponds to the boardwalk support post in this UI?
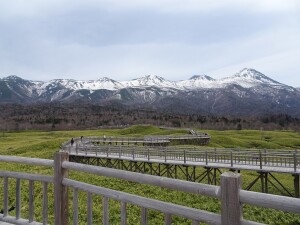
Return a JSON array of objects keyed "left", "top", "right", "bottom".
[
  {"left": 221, "top": 172, "right": 242, "bottom": 225},
  {"left": 259, "top": 150, "right": 262, "bottom": 170},
  {"left": 54, "top": 152, "right": 69, "bottom": 225},
  {"left": 294, "top": 174, "right": 300, "bottom": 198}
]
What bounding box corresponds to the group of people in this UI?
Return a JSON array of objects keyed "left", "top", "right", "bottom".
[{"left": 70, "top": 136, "right": 84, "bottom": 145}]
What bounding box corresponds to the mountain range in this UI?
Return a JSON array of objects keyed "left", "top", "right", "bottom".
[{"left": 1, "top": 68, "right": 300, "bottom": 117}]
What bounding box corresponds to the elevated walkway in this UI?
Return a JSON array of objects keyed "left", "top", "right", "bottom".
[{"left": 62, "top": 139, "right": 300, "bottom": 198}]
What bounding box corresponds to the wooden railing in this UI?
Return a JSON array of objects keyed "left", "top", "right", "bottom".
[
  {"left": 63, "top": 142, "right": 300, "bottom": 172},
  {"left": 1, "top": 153, "right": 300, "bottom": 225}
]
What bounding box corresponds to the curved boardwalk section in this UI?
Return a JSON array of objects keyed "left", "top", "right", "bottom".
[{"left": 62, "top": 137, "right": 300, "bottom": 198}]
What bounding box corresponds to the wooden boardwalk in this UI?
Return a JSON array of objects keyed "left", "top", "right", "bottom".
[
  {"left": 62, "top": 140, "right": 300, "bottom": 197},
  {"left": 68, "top": 150, "right": 299, "bottom": 175},
  {"left": 63, "top": 142, "right": 299, "bottom": 175}
]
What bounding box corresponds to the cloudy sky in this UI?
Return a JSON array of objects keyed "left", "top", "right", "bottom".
[{"left": 0, "top": 0, "right": 300, "bottom": 87}]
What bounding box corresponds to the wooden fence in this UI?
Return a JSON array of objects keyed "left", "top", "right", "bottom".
[{"left": 1, "top": 153, "right": 300, "bottom": 225}]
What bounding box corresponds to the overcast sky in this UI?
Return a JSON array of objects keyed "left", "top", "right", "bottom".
[{"left": 0, "top": 0, "right": 299, "bottom": 87}]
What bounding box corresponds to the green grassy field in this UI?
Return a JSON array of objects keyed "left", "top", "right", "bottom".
[{"left": 0, "top": 125, "right": 300, "bottom": 224}]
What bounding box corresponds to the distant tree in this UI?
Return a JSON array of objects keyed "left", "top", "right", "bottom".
[{"left": 237, "top": 123, "right": 242, "bottom": 130}]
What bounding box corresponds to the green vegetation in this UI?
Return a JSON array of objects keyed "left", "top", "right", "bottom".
[
  {"left": 0, "top": 125, "right": 300, "bottom": 224},
  {"left": 202, "top": 129, "right": 300, "bottom": 149}
]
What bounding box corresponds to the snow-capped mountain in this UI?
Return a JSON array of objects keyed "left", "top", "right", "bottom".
[
  {"left": 220, "top": 68, "right": 285, "bottom": 89},
  {"left": 121, "top": 75, "right": 176, "bottom": 89},
  {"left": 1, "top": 68, "right": 300, "bottom": 117},
  {"left": 36, "top": 77, "right": 124, "bottom": 92}
]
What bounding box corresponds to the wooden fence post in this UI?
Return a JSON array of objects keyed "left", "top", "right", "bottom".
[
  {"left": 294, "top": 150, "right": 298, "bottom": 173},
  {"left": 221, "top": 172, "right": 242, "bottom": 225},
  {"left": 54, "top": 152, "right": 69, "bottom": 225}
]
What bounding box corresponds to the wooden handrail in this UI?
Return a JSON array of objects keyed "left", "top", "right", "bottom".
[
  {"left": 0, "top": 153, "right": 299, "bottom": 225},
  {"left": 62, "top": 161, "right": 220, "bottom": 198}
]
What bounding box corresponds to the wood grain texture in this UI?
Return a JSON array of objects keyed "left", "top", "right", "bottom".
[{"left": 221, "top": 172, "right": 242, "bottom": 225}]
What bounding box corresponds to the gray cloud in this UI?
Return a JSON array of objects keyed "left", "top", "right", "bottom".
[{"left": 0, "top": 0, "right": 299, "bottom": 86}]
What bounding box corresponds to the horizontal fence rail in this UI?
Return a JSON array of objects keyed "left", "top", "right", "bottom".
[
  {"left": 63, "top": 178, "right": 221, "bottom": 224},
  {"left": 0, "top": 152, "right": 299, "bottom": 225},
  {"left": 62, "top": 161, "right": 220, "bottom": 198},
  {"left": 62, "top": 140, "right": 299, "bottom": 173}
]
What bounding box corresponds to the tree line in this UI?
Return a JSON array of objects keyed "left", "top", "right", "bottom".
[{"left": 0, "top": 103, "right": 299, "bottom": 131}]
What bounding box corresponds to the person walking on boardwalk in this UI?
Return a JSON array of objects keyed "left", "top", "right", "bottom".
[{"left": 71, "top": 138, "right": 74, "bottom": 145}]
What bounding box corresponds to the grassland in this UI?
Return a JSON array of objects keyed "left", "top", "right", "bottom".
[{"left": 0, "top": 125, "right": 300, "bottom": 224}]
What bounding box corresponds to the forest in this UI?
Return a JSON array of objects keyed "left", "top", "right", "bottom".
[{"left": 1, "top": 103, "right": 300, "bottom": 131}]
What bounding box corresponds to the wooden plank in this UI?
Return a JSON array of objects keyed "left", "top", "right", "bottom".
[
  {"left": 62, "top": 161, "right": 220, "bottom": 198},
  {"left": 102, "top": 196, "right": 109, "bottom": 225},
  {"left": 0, "top": 214, "right": 45, "bottom": 225},
  {"left": 241, "top": 220, "right": 265, "bottom": 225},
  {"left": 221, "top": 172, "right": 242, "bottom": 225},
  {"left": 0, "top": 155, "right": 53, "bottom": 167},
  {"left": 63, "top": 178, "right": 221, "bottom": 224},
  {"left": 141, "top": 207, "right": 147, "bottom": 225},
  {"left": 54, "top": 152, "right": 69, "bottom": 225},
  {"left": 3, "top": 177, "right": 8, "bottom": 217},
  {"left": 16, "top": 178, "right": 21, "bottom": 219},
  {"left": 0, "top": 171, "right": 53, "bottom": 183},
  {"left": 73, "top": 188, "right": 78, "bottom": 225},
  {"left": 29, "top": 180, "right": 34, "bottom": 223},
  {"left": 164, "top": 213, "right": 171, "bottom": 225},
  {"left": 121, "top": 201, "right": 127, "bottom": 225},
  {"left": 87, "top": 193, "right": 92, "bottom": 225},
  {"left": 43, "top": 182, "right": 48, "bottom": 225},
  {"left": 240, "top": 190, "right": 300, "bottom": 213}
]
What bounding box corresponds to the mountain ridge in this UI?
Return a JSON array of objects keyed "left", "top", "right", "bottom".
[
  {"left": 1, "top": 68, "right": 293, "bottom": 90},
  {"left": 1, "top": 68, "right": 300, "bottom": 117}
]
